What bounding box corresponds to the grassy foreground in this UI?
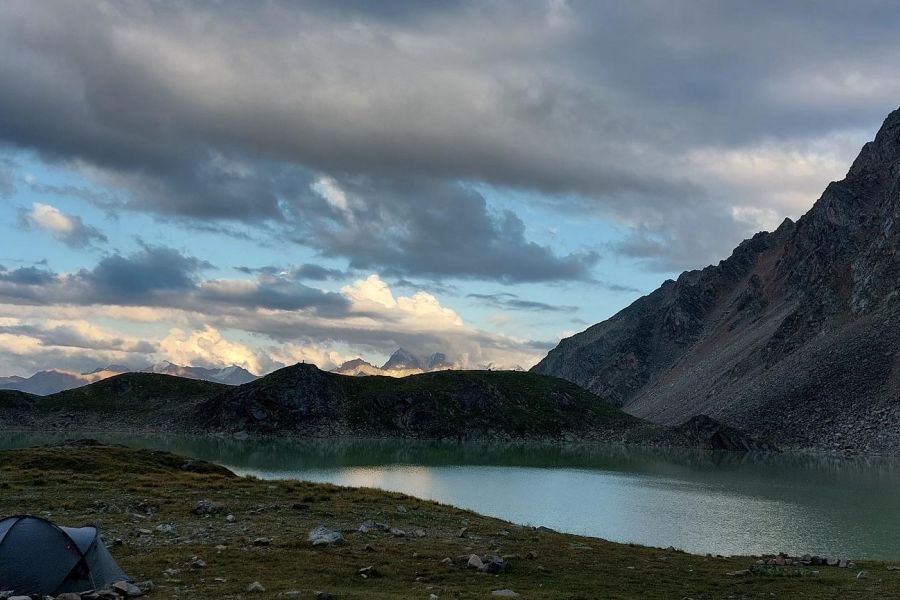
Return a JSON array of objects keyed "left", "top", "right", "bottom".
[{"left": 0, "top": 443, "right": 895, "bottom": 599}]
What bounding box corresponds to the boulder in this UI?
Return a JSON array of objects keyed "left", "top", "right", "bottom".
[{"left": 308, "top": 525, "right": 343, "bottom": 546}]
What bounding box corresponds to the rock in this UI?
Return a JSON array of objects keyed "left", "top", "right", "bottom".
[
  {"left": 857, "top": 570, "right": 869, "bottom": 579},
  {"left": 189, "top": 556, "right": 206, "bottom": 569},
  {"left": 491, "top": 591, "right": 520, "bottom": 598},
  {"left": 440, "top": 557, "right": 453, "bottom": 566},
  {"left": 365, "top": 543, "right": 376, "bottom": 552},
  {"left": 111, "top": 581, "right": 143, "bottom": 597},
  {"left": 525, "top": 551, "right": 537, "bottom": 560},
  {"left": 888, "top": 565, "right": 900, "bottom": 570},
  {"left": 397, "top": 504, "right": 407, "bottom": 513},
  {"left": 429, "top": 595, "right": 439, "bottom": 600},
  {"left": 247, "top": 581, "right": 266, "bottom": 593},
  {"left": 457, "top": 527, "right": 468, "bottom": 538},
  {"left": 163, "top": 568, "right": 180, "bottom": 577},
  {"left": 480, "top": 555, "right": 509, "bottom": 574},
  {"left": 467, "top": 554, "right": 484, "bottom": 569},
  {"left": 359, "top": 565, "right": 381, "bottom": 579},
  {"left": 358, "top": 521, "right": 375, "bottom": 533},
  {"left": 56, "top": 594, "right": 80, "bottom": 600},
  {"left": 726, "top": 569, "right": 752, "bottom": 577},
  {"left": 225, "top": 514, "right": 235, "bottom": 522},
  {"left": 390, "top": 527, "right": 406, "bottom": 537},
  {"left": 313, "top": 593, "right": 335, "bottom": 600},
  {"left": 253, "top": 537, "right": 272, "bottom": 546},
  {"left": 8, "top": 596, "right": 31, "bottom": 600},
  {"left": 154, "top": 523, "right": 175, "bottom": 534},
  {"left": 415, "top": 529, "right": 426, "bottom": 537},
  {"left": 135, "top": 582, "right": 154, "bottom": 594},
  {"left": 838, "top": 558, "right": 849, "bottom": 568},
  {"left": 309, "top": 525, "right": 343, "bottom": 546},
  {"left": 827, "top": 557, "right": 839, "bottom": 567},
  {"left": 193, "top": 500, "right": 223, "bottom": 515}
]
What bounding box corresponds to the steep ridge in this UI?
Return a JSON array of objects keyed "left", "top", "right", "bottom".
[{"left": 533, "top": 107, "right": 900, "bottom": 453}]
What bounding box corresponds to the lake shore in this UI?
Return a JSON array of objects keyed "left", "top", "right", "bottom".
[{"left": 1, "top": 441, "right": 897, "bottom": 599}]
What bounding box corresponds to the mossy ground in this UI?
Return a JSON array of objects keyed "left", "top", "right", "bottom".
[{"left": 0, "top": 444, "right": 895, "bottom": 599}]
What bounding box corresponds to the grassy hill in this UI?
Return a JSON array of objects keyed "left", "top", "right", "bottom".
[{"left": 199, "top": 364, "right": 649, "bottom": 441}]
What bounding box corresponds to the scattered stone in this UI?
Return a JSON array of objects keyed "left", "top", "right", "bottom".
[
  {"left": 525, "top": 551, "right": 538, "bottom": 560},
  {"left": 189, "top": 556, "right": 206, "bottom": 569},
  {"left": 309, "top": 525, "right": 343, "bottom": 546},
  {"left": 154, "top": 523, "right": 175, "bottom": 534},
  {"left": 440, "top": 557, "right": 453, "bottom": 566},
  {"left": 56, "top": 594, "right": 81, "bottom": 600},
  {"left": 457, "top": 527, "right": 469, "bottom": 538},
  {"left": 365, "top": 543, "right": 377, "bottom": 552},
  {"left": 415, "top": 529, "right": 426, "bottom": 537},
  {"left": 397, "top": 504, "right": 408, "bottom": 513},
  {"left": 726, "top": 569, "right": 752, "bottom": 577},
  {"left": 480, "top": 556, "right": 509, "bottom": 574},
  {"left": 192, "top": 500, "right": 223, "bottom": 515},
  {"left": 247, "top": 581, "right": 266, "bottom": 593},
  {"left": 491, "top": 590, "right": 520, "bottom": 598},
  {"left": 467, "top": 554, "right": 484, "bottom": 570},
  {"left": 359, "top": 565, "right": 381, "bottom": 579},
  {"left": 313, "top": 593, "right": 335, "bottom": 600},
  {"left": 887, "top": 565, "right": 900, "bottom": 570},
  {"left": 429, "top": 594, "right": 439, "bottom": 600},
  {"left": 838, "top": 558, "right": 849, "bottom": 569},
  {"left": 827, "top": 558, "right": 839, "bottom": 567},
  {"left": 110, "top": 581, "right": 143, "bottom": 597},
  {"left": 857, "top": 570, "right": 869, "bottom": 579},
  {"left": 253, "top": 537, "right": 273, "bottom": 547},
  {"left": 225, "top": 514, "right": 235, "bottom": 522},
  {"left": 163, "top": 568, "right": 180, "bottom": 577},
  {"left": 358, "top": 521, "right": 375, "bottom": 533},
  {"left": 390, "top": 527, "right": 406, "bottom": 537}
]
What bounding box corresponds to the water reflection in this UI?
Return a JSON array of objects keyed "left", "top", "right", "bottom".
[{"left": 2, "top": 433, "right": 899, "bottom": 558}]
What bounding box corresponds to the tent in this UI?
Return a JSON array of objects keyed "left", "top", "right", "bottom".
[{"left": 0, "top": 515, "right": 129, "bottom": 596}]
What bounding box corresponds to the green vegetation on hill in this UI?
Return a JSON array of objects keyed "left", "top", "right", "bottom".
[
  {"left": 0, "top": 442, "right": 891, "bottom": 599},
  {"left": 200, "top": 364, "right": 649, "bottom": 440}
]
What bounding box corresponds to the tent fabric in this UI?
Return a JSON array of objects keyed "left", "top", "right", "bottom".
[{"left": 0, "top": 515, "right": 128, "bottom": 596}]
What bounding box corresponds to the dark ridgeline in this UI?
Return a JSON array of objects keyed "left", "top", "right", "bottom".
[{"left": 533, "top": 107, "right": 900, "bottom": 453}]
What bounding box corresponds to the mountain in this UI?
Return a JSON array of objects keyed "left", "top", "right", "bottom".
[
  {"left": 198, "top": 363, "right": 658, "bottom": 440},
  {"left": 0, "top": 370, "right": 104, "bottom": 395},
  {"left": 144, "top": 361, "right": 258, "bottom": 385},
  {"left": 331, "top": 349, "right": 457, "bottom": 377},
  {"left": 533, "top": 106, "right": 900, "bottom": 453},
  {"left": 0, "top": 361, "right": 258, "bottom": 395}
]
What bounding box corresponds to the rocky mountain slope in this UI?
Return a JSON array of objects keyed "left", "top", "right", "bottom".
[{"left": 533, "top": 106, "right": 900, "bottom": 453}]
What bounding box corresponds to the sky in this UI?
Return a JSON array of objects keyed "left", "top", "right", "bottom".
[{"left": 0, "top": 0, "right": 898, "bottom": 377}]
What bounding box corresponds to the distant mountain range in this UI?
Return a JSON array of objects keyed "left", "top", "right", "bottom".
[
  {"left": 331, "top": 348, "right": 456, "bottom": 377},
  {"left": 533, "top": 106, "right": 900, "bottom": 453},
  {"left": 0, "top": 361, "right": 257, "bottom": 395}
]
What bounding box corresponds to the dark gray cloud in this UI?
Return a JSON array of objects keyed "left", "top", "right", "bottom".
[
  {"left": 467, "top": 292, "right": 578, "bottom": 313},
  {"left": 0, "top": 245, "right": 349, "bottom": 313},
  {"left": 1, "top": 0, "right": 898, "bottom": 273},
  {"left": 235, "top": 263, "right": 348, "bottom": 281}
]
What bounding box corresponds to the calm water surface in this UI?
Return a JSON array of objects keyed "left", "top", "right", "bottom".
[{"left": 3, "top": 433, "right": 900, "bottom": 559}]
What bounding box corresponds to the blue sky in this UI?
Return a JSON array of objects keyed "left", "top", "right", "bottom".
[{"left": 0, "top": 1, "right": 892, "bottom": 376}]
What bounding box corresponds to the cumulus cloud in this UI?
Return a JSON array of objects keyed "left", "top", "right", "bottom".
[{"left": 23, "top": 202, "right": 107, "bottom": 248}]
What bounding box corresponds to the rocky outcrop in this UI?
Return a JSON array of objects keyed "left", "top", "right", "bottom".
[{"left": 533, "top": 107, "right": 900, "bottom": 453}]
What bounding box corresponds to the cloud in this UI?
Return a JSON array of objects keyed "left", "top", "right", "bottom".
[
  {"left": 23, "top": 202, "right": 107, "bottom": 247},
  {"left": 3, "top": 1, "right": 893, "bottom": 271},
  {"left": 467, "top": 292, "right": 578, "bottom": 313}
]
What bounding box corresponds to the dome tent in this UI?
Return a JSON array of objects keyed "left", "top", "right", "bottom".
[{"left": 0, "top": 515, "right": 129, "bottom": 596}]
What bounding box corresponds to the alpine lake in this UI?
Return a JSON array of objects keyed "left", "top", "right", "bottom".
[{"left": 4, "top": 433, "right": 899, "bottom": 560}]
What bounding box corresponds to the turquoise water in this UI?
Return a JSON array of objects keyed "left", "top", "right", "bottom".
[{"left": 4, "top": 433, "right": 900, "bottom": 559}]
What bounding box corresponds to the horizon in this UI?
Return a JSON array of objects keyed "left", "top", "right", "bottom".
[{"left": 2, "top": 1, "right": 899, "bottom": 378}]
